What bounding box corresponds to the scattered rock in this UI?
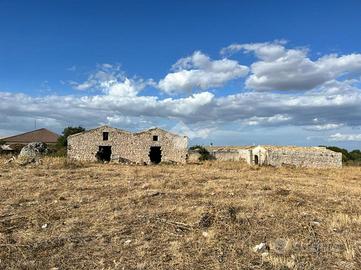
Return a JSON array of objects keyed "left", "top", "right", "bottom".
[
  {"left": 269, "top": 238, "right": 291, "bottom": 254},
  {"left": 146, "top": 190, "right": 164, "bottom": 197},
  {"left": 41, "top": 224, "right": 48, "bottom": 229},
  {"left": 141, "top": 183, "right": 150, "bottom": 189},
  {"left": 253, "top": 242, "right": 269, "bottom": 253},
  {"left": 124, "top": 239, "right": 132, "bottom": 246},
  {"left": 16, "top": 142, "right": 48, "bottom": 165},
  {"left": 311, "top": 221, "right": 321, "bottom": 226},
  {"left": 202, "top": 231, "right": 209, "bottom": 237},
  {"left": 4, "top": 156, "right": 16, "bottom": 164}
]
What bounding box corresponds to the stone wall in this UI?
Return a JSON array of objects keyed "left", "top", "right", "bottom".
[
  {"left": 132, "top": 128, "right": 188, "bottom": 164},
  {"left": 208, "top": 145, "right": 342, "bottom": 168},
  {"left": 187, "top": 150, "right": 201, "bottom": 162},
  {"left": 207, "top": 147, "right": 253, "bottom": 163},
  {"left": 67, "top": 126, "right": 188, "bottom": 164},
  {"left": 267, "top": 149, "right": 342, "bottom": 168},
  {"left": 212, "top": 150, "right": 240, "bottom": 161}
]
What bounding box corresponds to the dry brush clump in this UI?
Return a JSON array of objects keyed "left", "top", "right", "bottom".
[{"left": 0, "top": 158, "right": 361, "bottom": 269}]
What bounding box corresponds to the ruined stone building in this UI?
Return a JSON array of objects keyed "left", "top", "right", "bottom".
[
  {"left": 67, "top": 126, "right": 188, "bottom": 164},
  {"left": 250, "top": 145, "right": 342, "bottom": 168},
  {"left": 207, "top": 145, "right": 342, "bottom": 168}
]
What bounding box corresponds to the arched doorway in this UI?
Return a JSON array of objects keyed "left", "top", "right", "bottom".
[{"left": 254, "top": 155, "right": 259, "bottom": 165}]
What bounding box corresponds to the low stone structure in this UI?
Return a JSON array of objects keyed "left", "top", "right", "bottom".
[
  {"left": 67, "top": 126, "right": 188, "bottom": 164},
  {"left": 250, "top": 145, "right": 342, "bottom": 168},
  {"left": 208, "top": 145, "right": 342, "bottom": 168},
  {"left": 187, "top": 150, "right": 202, "bottom": 163},
  {"left": 206, "top": 146, "right": 253, "bottom": 163}
]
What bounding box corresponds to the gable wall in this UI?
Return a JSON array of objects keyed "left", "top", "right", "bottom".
[
  {"left": 133, "top": 129, "right": 188, "bottom": 163},
  {"left": 67, "top": 127, "right": 188, "bottom": 164},
  {"left": 67, "top": 126, "right": 134, "bottom": 162}
]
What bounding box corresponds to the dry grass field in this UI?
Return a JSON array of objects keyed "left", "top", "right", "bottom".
[{"left": 1, "top": 157, "right": 361, "bottom": 269}]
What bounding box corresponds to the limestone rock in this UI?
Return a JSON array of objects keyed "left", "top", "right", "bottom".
[
  {"left": 253, "top": 242, "right": 269, "bottom": 253},
  {"left": 17, "top": 142, "right": 48, "bottom": 165}
]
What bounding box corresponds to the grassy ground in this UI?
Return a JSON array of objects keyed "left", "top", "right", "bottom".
[{"left": 1, "top": 157, "right": 361, "bottom": 269}]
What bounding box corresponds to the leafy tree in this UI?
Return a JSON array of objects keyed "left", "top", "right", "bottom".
[
  {"left": 189, "top": 145, "right": 215, "bottom": 161},
  {"left": 349, "top": 150, "right": 361, "bottom": 161},
  {"left": 57, "top": 126, "right": 85, "bottom": 147}
]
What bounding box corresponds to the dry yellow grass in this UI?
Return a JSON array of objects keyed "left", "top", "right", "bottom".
[{"left": 1, "top": 157, "right": 361, "bottom": 269}]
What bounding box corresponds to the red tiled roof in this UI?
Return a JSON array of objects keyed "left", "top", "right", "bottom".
[{"left": 1, "top": 128, "right": 60, "bottom": 144}]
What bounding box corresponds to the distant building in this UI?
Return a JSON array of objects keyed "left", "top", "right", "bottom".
[
  {"left": 67, "top": 125, "right": 188, "bottom": 164},
  {"left": 1, "top": 128, "right": 60, "bottom": 145},
  {"left": 207, "top": 145, "right": 342, "bottom": 168}
]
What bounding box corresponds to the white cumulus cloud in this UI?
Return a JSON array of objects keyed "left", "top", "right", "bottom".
[
  {"left": 329, "top": 133, "right": 361, "bottom": 141},
  {"left": 221, "top": 41, "right": 361, "bottom": 91},
  {"left": 158, "top": 51, "right": 248, "bottom": 94}
]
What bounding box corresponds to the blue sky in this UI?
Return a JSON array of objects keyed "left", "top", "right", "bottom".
[{"left": 1, "top": 0, "right": 361, "bottom": 149}]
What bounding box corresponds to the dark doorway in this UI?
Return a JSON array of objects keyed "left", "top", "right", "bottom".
[
  {"left": 149, "top": 146, "right": 162, "bottom": 164},
  {"left": 96, "top": 146, "right": 112, "bottom": 162},
  {"left": 254, "top": 155, "right": 259, "bottom": 165}
]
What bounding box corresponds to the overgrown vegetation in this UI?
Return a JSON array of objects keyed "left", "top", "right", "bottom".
[
  {"left": 0, "top": 140, "right": 5, "bottom": 145},
  {"left": 189, "top": 145, "right": 215, "bottom": 161},
  {"left": 324, "top": 146, "right": 361, "bottom": 165}
]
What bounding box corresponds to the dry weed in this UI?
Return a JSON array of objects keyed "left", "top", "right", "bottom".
[{"left": 0, "top": 158, "right": 361, "bottom": 269}]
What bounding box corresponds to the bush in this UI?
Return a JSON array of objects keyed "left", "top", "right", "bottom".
[
  {"left": 189, "top": 145, "right": 215, "bottom": 161},
  {"left": 46, "top": 145, "right": 67, "bottom": 157}
]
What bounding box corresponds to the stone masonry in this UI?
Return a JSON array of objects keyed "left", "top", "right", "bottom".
[
  {"left": 207, "top": 145, "right": 342, "bottom": 168},
  {"left": 67, "top": 126, "right": 188, "bottom": 164}
]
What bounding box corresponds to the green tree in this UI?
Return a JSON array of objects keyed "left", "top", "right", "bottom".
[
  {"left": 349, "top": 150, "right": 361, "bottom": 161},
  {"left": 57, "top": 126, "right": 85, "bottom": 147},
  {"left": 0, "top": 140, "right": 5, "bottom": 145}
]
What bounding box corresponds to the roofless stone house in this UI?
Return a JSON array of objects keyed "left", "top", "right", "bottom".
[
  {"left": 250, "top": 145, "right": 342, "bottom": 168},
  {"left": 67, "top": 126, "right": 188, "bottom": 164},
  {"left": 207, "top": 145, "right": 342, "bottom": 168}
]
